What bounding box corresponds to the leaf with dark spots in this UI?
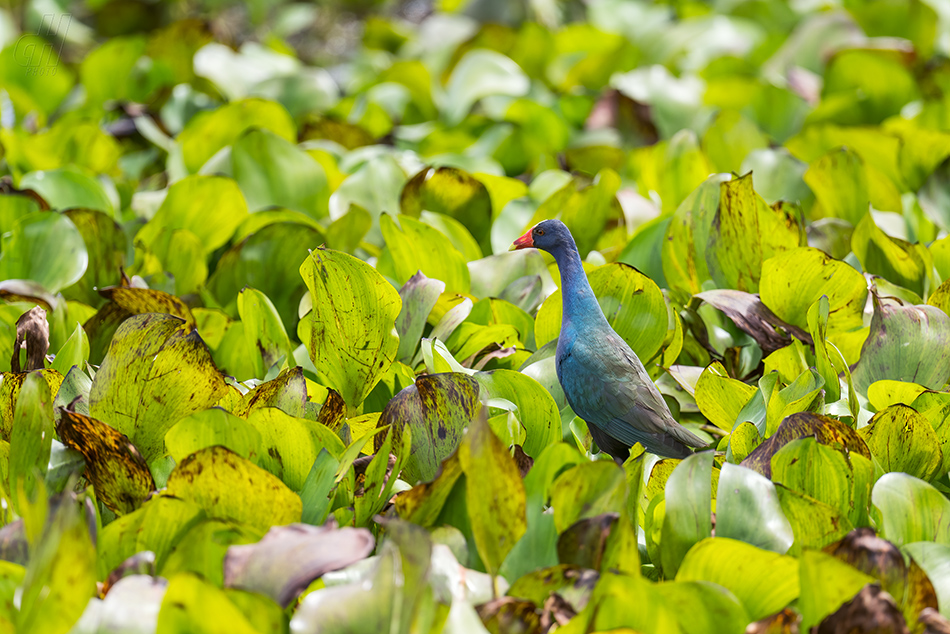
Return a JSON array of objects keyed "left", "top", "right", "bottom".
[
  {"left": 0, "top": 368, "right": 63, "bottom": 442},
  {"left": 235, "top": 366, "right": 307, "bottom": 418},
  {"left": 56, "top": 408, "right": 154, "bottom": 515},
  {"left": 858, "top": 404, "right": 942, "bottom": 481},
  {"left": 393, "top": 453, "right": 463, "bottom": 527},
  {"left": 476, "top": 597, "right": 543, "bottom": 634},
  {"left": 165, "top": 446, "right": 301, "bottom": 534},
  {"left": 377, "top": 373, "right": 480, "bottom": 484},
  {"left": 556, "top": 513, "right": 618, "bottom": 571},
  {"left": 696, "top": 289, "right": 812, "bottom": 354},
  {"left": 507, "top": 565, "right": 598, "bottom": 613},
  {"left": 852, "top": 294, "right": 950, "bottom": 397},
  {"left": 823, "top": 529, "right": 908, "bottom": 606},
  {"left": 224, "top": 521, "right": 374, "bottom": 607},
  {"left": 246, "top": 407, "right": 344, "bottom": 491},
  {"left": 60, "top": 208, "right": 127, "bottom": 306},
  {"left": 84, "top": 286, "right": 196, "bottom": 364},
  {"left": 905, "top": 558, "right": 940, "bottom": 633},
  {"left": 10, "top": 306, "right": 49, "bottom": 373},
  {"left": 705, "top": 172, "right": 803, "bottom": 293},
  {"left": 89, "top": 313, "right": 228, "bottom": 463},
  {"left": 316, "top": 388, "right": 346, "bottom": 433},
  {"left": 9, "top": 371, "right": 54, "bottom": 513},
  {"left": 460, "top": 408, "right": 527, "bottom": 577},
  {"left": 741, "top": 412, "right": 871, "bottom": 479},
  {"left": 300, "top": 247, "right": 401, "bottom": 413}
]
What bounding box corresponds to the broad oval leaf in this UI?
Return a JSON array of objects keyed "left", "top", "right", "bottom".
[
  {"left": 89, "top": 313, "right": 228, "bottom": 463},
  {"left": 377, "top": 373, "right": 480, "bottom": 484},
  {"left": 716, "top": 462, "right": 794, "bottom": 554},
  {"left": 536, "top": 262, "right": 668, "bottom": 362},
  {"left": 165, "top": 446, "right": 301, "bottom": 534},
  {"left": 0, "top": 212, "right": 88, "bottom": 294},
  {"left": 380, "top": 214, "right": 470, "bottom": 293},
  {"left": 694, "top": 362, "right": 758, "bottom": 431},
  {"left": 676, "top": 537, "right": 799, "bottom": 621},
  {"left": 474, "top": 369, "right": 560, "bottom": 458},
  {"left": 400, "top": 166, "right": 493, "bottom": 255},
  {"left": 852, "top": 213, "right": 928, "bottom": 296},
  {"left": 852, "top": 294, "right": 950, "bottom": 396},
  {"left": 872, "top": 472, "right": 950, "bottom": 546},
  {"left": 300, "top": 247, "right": 401, "bottom": 412},
  {"left": 246, "top": 408, "right": 345, "bottom": 492},
  {"left": 165, "top": 407, "right": 262, "bottom": 464},
  {"left": 859, "top": 404, "right": 942, "bottom": 481},
  {"left": 661, "top": 451, "right": 714, "bottom": 577},
  {"left": 798, "top": 550, "right": 877, "bottom": 633},
  {"left": 550, "top": 460, "right": 626, "bottom": 534},
  {"left": 759, "top": 247, "right": 868, "bottom": 332}
]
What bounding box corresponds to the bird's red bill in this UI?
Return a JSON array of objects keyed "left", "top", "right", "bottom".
[{"left": 512, "top": 229, "right": 534, "bottom": 250}]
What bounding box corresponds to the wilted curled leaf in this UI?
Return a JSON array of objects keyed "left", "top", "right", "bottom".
[
  {"left": 393, "top": 453, "right": 463, "bottom": 527},
  {"left": 741, "top": 412, "right": 871, "bottom": 478},
  {"left": 814, "top": 584, "right": 908, "bottom": 634},
  {"left": 476, "top": 597, "right": 543, "bottom": 634},
  {"left": 224, "top": 522, "right": 374, "bottom": 607},
  {"left": 56, "top": 408, "right": 154, "bottom": 515},
  {"left": 695, "top": 290, "right": 811, "bottom": 354},
  {"left": 11, "top": 306, "right": 49, "bottom": 373}
]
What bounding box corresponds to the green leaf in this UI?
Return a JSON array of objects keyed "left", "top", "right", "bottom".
[
  {"left": 165, "top": 407, "right": 262, "bottom": 463},
  {"left": 161, "top": 519, "right": 259, "bottom": 587},
  {"left": 0, "top": 212, "right": 88, "bottom": 294},
  {"left": 136, "top": 175, "right": 249, "bottom": 257},
  {"left": 60, "top": 208, "right": 127, "bottom": 306},
  {"left": 17, "top": 496, "right": 96, "bottom": 634},
  {"left": 89, "top": 313, "right": 229, "bottom": 463},
  {"left": 8, "top": 371, "right": 53, "bottom": 513},
  {"left": 535, "top": 263, "right": 668, "bottom": 363},
  {"left": 852, "top": 213, "right": 929, "bottom": 297},
  {"left": 156, "top": 573, "right": 261, "bottom": 634},
  {"left": 237, "top": 287, "right": 294, "bottom": 380},
  {"left": 676, "top": 537, "right": 799, "bottom": 621},
  {"left": 771, "top": 437, "right": 872, "bottom": 528},
  {"left": 459, "top": 411, "right": 527, "bottom": 577},
  {"left": 209, "top": 222, "right": 322, "bottom": 332},
  {"left": 550, "top": 460, "right": 626, "bottom": 535},
  {"left": 798, "top": 550, "right": 876, "bottom": 632},
  {"left": 852, "top": 294, "right": 950, "bottom": 396},
  {"left": 400, "top": 166, "right": 493, "bottom": 255},
  {"left": 775, "top": 485, "right": 854, "bottom": 556},
  {"left": 395, "top": 272, "right": 445, "bottom": 364},
  {"left": 443, "top": 49, "right": 529, "bottom": 125},
  {"left": 19, "top": 168, "right": 112, "bottom": 215},
  {"left": 706, "top": 172, "right": 803, "bottom": 293},
  {"left": 807, "top": 296, "right": 843, "bottom": 404},
  {"left": 702, "top": 110, "right": 769, "bottom": 174},
  {"left": 165, "top": 446, "right": 301, "bottom": 534},
  {"left": 299, "top": 247, "right": 401, "bottom": 412},
  {"left": 380, "top": 214, "right": 470, "bottom": 293},
  {"left": 660, "top": 451, "right": 714, "bottom": 577},
  {"left": 716, "top": 462, "right": 794, "bottom": 554},
  {"left": 803, "top": 147, "right": 870, "bottom": 225},
  {"left": 474, "top": 369, "right": 559, "bottom": 458},
  {"left": 232, "top": 128, "right": 329, "bottom": 218},
  {"left": 299, "top": 449, "right": 340, "bottom": 526},
  {"left": 377, "top": 373, "right": 480, "bottom": 484},
  {"left": 56, "top": 408, "right": 154, "bottom": 515},
  {"left": 247, "top": 407, "right": 344, "bottom": 492},
  {"left": 694, "top": 362, "right": 758, "bottom": 432},
  {"left": 859, "top": 404, "right": 942, "bottom": 481},
  {"left": 177, "top": 98, "right": 296, "bottom": 174},
  {"left": 760, "top": 247, "right": 867, "bottom": 333},
  {"left": 872, "top": 472, "right": 950, "bottom": 546}
]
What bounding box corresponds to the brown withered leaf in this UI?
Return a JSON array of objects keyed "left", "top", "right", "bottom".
[
  {"left": 514, "top": 445, "right": 534, "bottom": 478},
  {"left": 540, "top": 594, "right": 577, "bottom": 632},
  {"left": 824, "top": 528, "right": 908, "bottom": 604},
  {"left": 906, "top": 558, "right": 941, "bottom": 634},
  {"left": 236, "top": 366, "right": 307, "bottom": 418},
  {"left": 476, "top": 597, "right": 543, "bottom": 634},
  {"left": 224, "top": 521, "right": 374, "bottom": 608},
  {"left": 741, "top": 412, "right": 871, "bottom": 478},
  {"left": 815, "top": 584, "right": 908, "bottom": 634},
  {"left": 557, "top": 513, "right": 619, "bottom": 571},
  {"left": 745, "top": 608, "right": 801, "bottom": 634},
  {"left": 919, "top": 608, "right": 950, "bottom": 634},
  {"left": 393, "top": 453, "right": 463, "bottom": 527},
  {"left": 11, "top": 306, "right": 49, "bottom": 373},
  {"left": 56, "top": 408, "right": 155, "bottom": 515},
  {"left": 696, "top": 289, "right": 812, "bottom": 354},
  {"left": 316, "top": 388, "right": 346, "bottom": 433}
]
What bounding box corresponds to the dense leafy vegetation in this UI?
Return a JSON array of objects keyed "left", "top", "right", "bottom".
[{"left": 2, "top": 0, "right": 950, "bottom": 631}]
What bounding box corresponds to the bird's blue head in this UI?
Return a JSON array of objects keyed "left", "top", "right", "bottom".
[{"left": 511, "top": 219, "right": 576, "bottom": 255}]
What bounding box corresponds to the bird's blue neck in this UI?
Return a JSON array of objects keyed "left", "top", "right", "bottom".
[{"left": 549, "top": 243, "right": 609, "bottom": 332}]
